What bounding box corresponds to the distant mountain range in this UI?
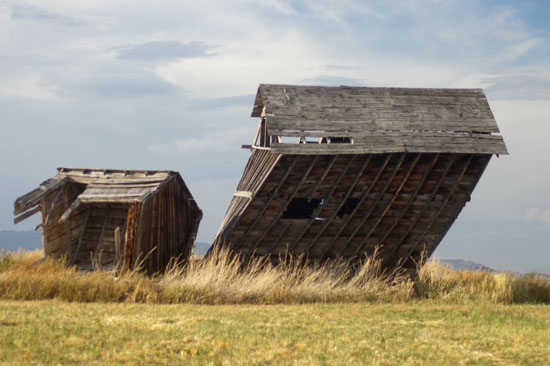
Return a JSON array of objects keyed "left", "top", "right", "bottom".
[
  {"left": 193, "top": 241, "right": 211, "bottom": 256},
  {"left": 0, "top": 230, "right": 212, "bottom": 256},
  {"left": 438, "top": 259, "right": 495, "bottom": 272},
  {"left": 0, "top": 230, "right": 42, "bottom": 252}
]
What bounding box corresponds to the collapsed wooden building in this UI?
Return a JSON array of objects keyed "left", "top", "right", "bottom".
[
  {"left": 211, "top": 84, "right": 508, "bottom": 272},
  {"left": 14, "top": 168, "right": 202, "bottom": 272}
]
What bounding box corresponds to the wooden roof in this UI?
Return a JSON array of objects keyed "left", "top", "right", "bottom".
[
  {"left": 14, "top": 167, "right": 197, "bottom": 224},
  {"left": 251, "top": 84, "right": 508, "bottom": 155}
]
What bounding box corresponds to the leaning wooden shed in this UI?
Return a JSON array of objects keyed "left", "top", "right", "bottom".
[
  {"left": 211, "top": 84, "right": 508, "bottom": 272},
  {"left": 14, "top": 168, "right": 202, "bottom": 272}
]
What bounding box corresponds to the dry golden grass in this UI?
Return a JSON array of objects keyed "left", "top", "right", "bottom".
[
  {"left": 1, "top": 248, "right": 549, "bottom": 304},
  {"left": 416, "top": 259, "right": 550, "bottom": 304}
]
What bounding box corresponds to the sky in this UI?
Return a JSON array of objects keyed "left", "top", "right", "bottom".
[{"left": 0, "top": 0, "right": 548, "bottom": 273}]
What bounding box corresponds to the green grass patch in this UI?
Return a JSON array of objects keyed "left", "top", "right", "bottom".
[{"left": 1, "top": 300, "right": 549, "bottom": 365}]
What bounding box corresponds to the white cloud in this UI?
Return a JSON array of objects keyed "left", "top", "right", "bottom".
[
  {"left": 525, "top": 208, "right": 550, "bottom": 225},
  {"left": 153, "top": 31, "right": 325, "bottom": 98},
  {"left": 0, "top": 74, "right": 61, "bottom": 100},
  {"left": 148, "top": 127, "right": 253, "bottom": 153}
]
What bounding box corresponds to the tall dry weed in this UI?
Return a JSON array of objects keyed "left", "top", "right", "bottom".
[
  {"left": 1, "top": 248, "right": 549, "bottom": 304},
  {"left": 415, "top": 259, "right": 550, "bottom": 304}
]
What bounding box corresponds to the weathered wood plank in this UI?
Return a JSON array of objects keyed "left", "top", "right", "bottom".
[
  {"left": 245, "top": 156, "right": 320, "bottom": 258},
  {"left": 335, "top": 154, "right": 406, "bottom": 257},
  {"left": 13, "top": 206, "right": 41, "bottom": 224},
  {"left": 350, "top": 154, "right": 422, "bottom": 259},
  {"left": 232, "top": 158, "right": 299, "bottom": 251},
  {"left": 303, "top": 156, "right": 372, "bottom": 255}
]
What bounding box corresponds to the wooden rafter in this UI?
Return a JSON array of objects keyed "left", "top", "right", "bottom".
[
  {"left": 321, "top": 154, "right": 394, "bottom": 259},
  {"left": 411, "top": 155, "right": 491, "bottom": 263},
  {"left": 378, "top": 155, "right": 457, "bottom": 267},
  {"left": 287, "top": 155, "right": 357, "bottom": 253},
  {"left": 302, "top": 156, "right": 372, "bottom": 255},
  {"left": 233, "top": 158, "right": 299, "bottom": 251},
  {"left": 307, "top": 156, "right": 337, "bottom": 201},
  {"left": 13, "top": 206, "right": 41, "bottom": 225},
  {"left": 245, "top": 155, "right": 320, "bottom": 258},
  {"left": 385, "top": 155, "right": 474, "bottom": 269},
  {"left": 335, "top": 153, "right": 406, "bottom": 257},
  {"left": 349, "top": 153, "right": 423, "bottom": 259},
  {"left": 364, "top": 154, "right": 440, "bottom": 257}
]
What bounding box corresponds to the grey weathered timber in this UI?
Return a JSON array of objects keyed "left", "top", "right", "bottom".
[
  {"left": 14, "top": 168, "right": 202, "bottom": 272},
  {"left": 211, "top": 84, "right": 508, "bottom": 272}
]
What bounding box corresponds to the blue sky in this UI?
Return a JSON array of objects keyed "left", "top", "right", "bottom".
[{"left": 0, "top": 0, "right": 548, "bottom": 272}]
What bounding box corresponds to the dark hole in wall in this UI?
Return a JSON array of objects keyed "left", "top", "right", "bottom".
[
  {"left": 320, "top": 137, "right": 352, "bottom": 143},
  {"left": 337, "top": 198, "right": 361, "bottom": 218},
  {"left": 282, "top": 198, "right": 322, "bottom": 219}
]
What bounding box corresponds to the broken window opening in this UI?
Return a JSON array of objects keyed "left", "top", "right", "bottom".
[
  {"left": 337, "top": 198, "right": 361, "bottom": 218},
  {"left": 280, "top": 136, "right": 299, "bottom": 144},
  {"left": 320, "top": 137, "right": 353, "bottom": 144},
  {"left": 299, "top": 136, "right": 320, "bottom": 144},
  {"left": 282, "top": 198, "right": 323, "bottom": 219},
  {"left": 331, "top": 137, "right": 353, "bottom": 143}
]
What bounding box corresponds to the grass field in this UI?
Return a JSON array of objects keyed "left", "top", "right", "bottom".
[
  {"left": 1, "top": 249, "right": 550, "bottom": 365},
  {"left": 1, "top": 300, "right": 549, "bottom": 365}
]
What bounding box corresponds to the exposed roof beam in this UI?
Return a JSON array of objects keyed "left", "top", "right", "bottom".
[
  {"left": 350, "top": 153, "right": 422, "bottom": 259},
  {"left": 335, "top": 153, "right": 406, "bottom": 257},
  {"left": 245, "top": 156, "right": 320, "bottom": 258},
  {"left": 232, "top": 158, "right": 299, "bottom": 251},
  {"left": 287, "top": 155, "right": 357, "bottom": 253}
]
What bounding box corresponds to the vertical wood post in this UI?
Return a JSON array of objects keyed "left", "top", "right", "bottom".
[
  {"left": 114, "top": 226, "right": 122, "bottom": 267},
  {"left": 122, "top": 202, "right": 140, "bottom": 274}
]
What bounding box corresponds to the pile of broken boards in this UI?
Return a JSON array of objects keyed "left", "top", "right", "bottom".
[{"left": 14, "top": 84, "right": 508, "bottom": 274}]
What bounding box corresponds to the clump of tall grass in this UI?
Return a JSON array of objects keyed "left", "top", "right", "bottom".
[
  {"left": 415, "top": 259, "right": 550, "bottom": 304},
  {"left": 158, "top": 247, "right": 412, "bottom": 304},
  {"left": 0, "top": 247, "right": 411, "bottom": 304},
  {"left": 0, "top": 249, "right": 157, "bottom": 302},
  {"left": 1, "top": 248, "right": 549, "bottom": 304}
]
